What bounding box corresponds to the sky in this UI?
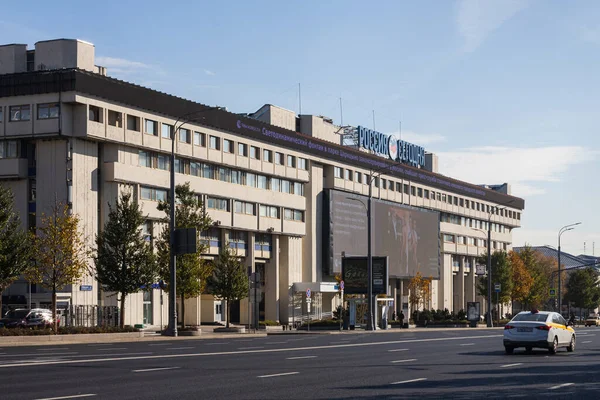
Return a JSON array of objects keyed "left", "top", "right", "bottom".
[{"left": 2, "top": 0, "right": 599, "bottom": 256}]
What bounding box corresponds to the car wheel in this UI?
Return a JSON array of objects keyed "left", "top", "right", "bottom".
[
  {"left": 549, "top": 337, "right": 558, "bottom": 354},
  {"left": 567, "top": 335, "right": 575, "bottom": 352},
  {"left": 505, "top": 346, "right": 514, "bottom": 355}
]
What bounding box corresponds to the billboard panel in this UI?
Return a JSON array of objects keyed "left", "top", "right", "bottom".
[
  {"left": 342, "top": 256, "right": 388, "bottom": 295},
  {"left": 328, "top": 189, "right": 440, "bottom": 279}
]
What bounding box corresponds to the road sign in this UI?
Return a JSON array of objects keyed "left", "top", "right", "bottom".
[
  {"left": 475, "top": 264, "right": 486, "bottom": 275},
  {"left": 340, "top": 280, "right": 345, "bottom": 290},
  {"left": 306, "top": 298, "right": 312, "bottom": 304},
  {"left": 306, "top": 288, "right": 311, "bottom": 298},
  {"left": 494, "top": 283, "right": 501, "bottom": 293},
  {"left": 550, "top": 288, "right": 557, "bottom": 297}
]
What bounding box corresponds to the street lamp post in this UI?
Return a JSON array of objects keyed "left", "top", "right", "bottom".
[
  {"left": 558, "top": 222, "right": 581, "bottom": 314},
  {"left": 167, "top": 106, "right": 223, "bottom": 337}
]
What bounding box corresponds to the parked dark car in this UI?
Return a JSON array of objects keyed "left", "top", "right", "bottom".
[{"left": 0, "top": 308, "right": 54, "bottom": 329}]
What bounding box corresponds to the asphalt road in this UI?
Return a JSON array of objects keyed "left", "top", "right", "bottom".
[{"left": 1, "top": 327, "right": 599, "bottom": 399}]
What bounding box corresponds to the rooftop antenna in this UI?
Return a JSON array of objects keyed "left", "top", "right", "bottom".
[
  {"left": 584, "top": 241, "right": 587, "bottom": 255},
  {"left": 339, "top": 97, "right": 344, "bottom": 126},
  {"left": 372, "top": 110, "right": 376, "bottom": 130},
  {"left": 298, "top": 83, "right": 302, "bottom": 116},
  {"left": 399, "top": 120, "right": 402, "bottom": 141}
]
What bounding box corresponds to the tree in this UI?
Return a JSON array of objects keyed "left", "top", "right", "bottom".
[
  {"left": 477, "top": 251, "right": 513, "bottom": 305},
  {"left": 156, "top": 182, "right": 212, "bottom": 328},
  {"left": 0, "top": 185, "right": 32, "bottom": 315},
  {"left": 408, "top": 272, "right": 432, "bottom": 316},
  {"left": 93, "top": 192, "right": 158, "bottom": 328},
  {"left": 564, "top": 267, "right": 600, "bottom": 311},
  {"left": 509, "top": 250, "right": 533, "bottom": 307},
  {"left": 28, "top": 203, "right": 88, "bottom": 331},
  {"left": 209, "top": 245, "right": 249, "bottom": 328},
  {"left": 516, "top": 247, "right": 558, "bottom": 309}
]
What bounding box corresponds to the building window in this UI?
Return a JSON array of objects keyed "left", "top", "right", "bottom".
[
  {"left": 437, "top": 193, "right": 441, "bottom": 201},
  {"left": 235, "top": 201, "right": 255, "bottom": 215},
  {"left": 443, "top": 234, "right": 455, "bottom": 243},
  {"left": 87, "top": 105, "right": 100, "bottom": 123},
  {"left": 9, "top": 105, "right": 30, "bottom": 122},
  {"left": 0, "top": 107, "right": 3, "bottom": 122},
  {"left": 388, "top": 180, "right": 394, "bottom": 191},
  {"left": 158, "top": 155, "right": 170, "bottom": 171},
  {"left": 287, "top": 155, "right": 296, "bottom": 168},
  {"left": 37, "top": 103, "right": 60, "bottom": 120},
  {"left": 281, "top": 180, "right": 291, "bottom": 193},
  {"left": 454, "top": 197, "right": 459, "bottom": 206},
  {"left": 107, "top": 110, "right": 122, "bottom": 127},
  {"left": 275, "top": 152, "right": 284, "bottom": 165},
  {"left": 231, "top": 170, "right": 242, "bottom": 184},
  {"left": 457, "top": 236, "right": 465, "bottom": 245},
  {"left": 216, "top": 166, "right": 230, "bottom": 182},
  {"left": 207, "top": 197, "right": 229, "bottom": 211},
  {"left": 263, "top": 149, "right": 272, "bottom": 162},
  {"left": 271, "top": 178, "right": 280, "bottom": 192},
  {"left": 447, "top": 195, "right": 453, "bottom": 204},
  {"left": 142, "top": 221, "right": 153, "bottom": 243},
  {"left": 403, "top": 184, "right": 409, "bottom": 195},
  {"left": 345, "top": 169, "right": 353, "bottom": 181},
  {"left": 138, "top": 150, "right": 152, "bottom": 168},
  {"left": 294, "top": 182, "right": 304, "bottom": 196},
  {"left": 223, "top": 139, "right": 234, "bottom": 153},
  {"left": 145, "top": 119, "right": 158, "bottom": 136},
  {"left": 250, "top": 146, "right": 260, "bottom": 159},
  {"left": 374, "top": 177, "right": 379, "bottom": 187},
  {"left": 238, "top": 142, "right": 247, "bottom": 156},
  {"left": 284, "top": 209, "right": 304, "bottom": 222},
  {"left": 380, "top": 178, "right": 386, "bottom": 189},
  {"left": 246, "top": 173, "right": 256, "bottom": 187},
  {"left": 424, "top": 189, "right": 429, "bottom": 199},
  {"left": 417, "top": 188, "right": 423, "bottom": 197},
  {"left": 202, "top": 163, "right": 214, "bottom": 179},
  {"left": 127, "top": 115, "right": 140, "bottom": 131},
  {"left": 190, "top": 161, "right": 201, "bottom": 176},
  {"left": 257, "top": 175, "right": 268, "bottom": 189},
  {"left": 179, "top": 128, "right": 190, "bottom": 143},
  {"left": 460, "top": 198, "right": 464, "bottom": 207},
  {"left": 174, "top": 159, "right": 189, "bottom": 174},
  {"left": 140, "top": 186, "right": 167, "bottom": 202},
  {"left": 194, "top": 131, "right": 205, "bottom": 146},
  {"left": 0, "top": 141, "right": 19, "bottom": 159},
  {"left": 259, "top": 205, "right": 280, "bottom": 218},
  {"left": 334, "top": 167, "right": 343, "bottom": 178},
  {"left": 411, "top": 186, "right": 416, "bottom": 196},
  {"left": 209, "top": 136, "right": 220, "bottom": 150},
  {"left": 298, "top": 158, "right": 308, "bottom": 170},
  {"left": 162, "top": 123, "right": 173, "bottom": 139},
  {"left": 396, "top": 182, "right": 401, "bottom": 192}
]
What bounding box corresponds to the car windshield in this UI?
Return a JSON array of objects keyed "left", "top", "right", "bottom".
[
  {"left": 512, "top": 313, "right": 548, "bottom": 322},
  {"left": 5, "top": 310, "right": 29, "bottom": 319}
]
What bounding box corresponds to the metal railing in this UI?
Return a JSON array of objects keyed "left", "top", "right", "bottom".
[{"left": 59, "top": 305, "right": 120, "bottom": 327}]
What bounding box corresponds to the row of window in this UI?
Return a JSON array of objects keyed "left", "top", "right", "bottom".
[
  {"left": 334, "top": 166, "right": 521, "bottom": 220},
  {"left": 205, "top": 195, "right": 305, "bottom": 222},
  {"left": 0, "top": 103, "right": 60, "bottom": 123},
  {"left": 140, "top": 187, "right": 305, "bottom": 222},
  {"left": 443, "top": 233, "right": 508, "bottom": 250},
  {"left": 440, "top": 213, "right": 509, "bottom": 234},
  {"left": 138, "top": 150, "right": 305, "bottom": 196}
]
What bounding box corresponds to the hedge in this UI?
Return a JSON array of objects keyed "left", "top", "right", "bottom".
[{"left": 0, "top": 326, "right": 139, "bottom": 336}]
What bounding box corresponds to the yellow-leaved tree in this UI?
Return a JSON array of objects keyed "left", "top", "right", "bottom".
[
  {"left": 28, "top": 203, "right": 88, "bottom": 331},
  {"left": 408, "top": 272, "right": 432, "bottom": 319}
]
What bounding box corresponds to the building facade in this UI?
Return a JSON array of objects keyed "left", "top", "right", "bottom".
[{"left": 0, "top": 39, "right": 524, "bottom": 327}]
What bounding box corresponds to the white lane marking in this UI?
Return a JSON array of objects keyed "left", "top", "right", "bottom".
[
  {"left": 268, "top": 341, "right": 288, "bottom": 345},
  {"left": 0, "top": 352, "right": 78, "bottom": 358},
  {"left": 96, "top": 348, "right": 127, "bottom": 351},
  {"left": 549, "top": 383, "right": 574, "bottom": 390},
  {"left": 132, "top": 366, "right": 181, "bottom": 373},
  {"left": 0, "top": 333, "right": 503, "bottom": 369},
  {"left": 286, "top": 356, "right": 317, "bottom": 360},
  {"left": 167, "top": 347, "right": 195, "bottom": 350},
  {"left": 148, "top": 343, "right": 173, "bottom": 346},
  {"left": 37, "top": 348, "right": 70, "bottom": 351},
  {"left": 391, "top": 378, "right": 427, "bottom": 385},
  {"left": 203, "top": 342, "right": 229, "bottom": 345},
  {"left": 258, "top": 372, "right": 299, "bottom": 378},
  {"left": 34, "top": 394, "right": 97, "bottom": 400},
  {"left": 460, "top": 343, "right": 475, "bottom": 346},
  {"left": 388, "top": 349, "right": 409, "bottom": 352},
  {"left": 582, "top": 341, "right": 592, "bottom": 344},
  {"left": 391, "top": 359, "right": 417, "bottom": 363},
  {"left": 238, "top": 346, "right": 264, "bottom": 350},
  {"left": 87, "top": 344, "right": 114, "bottom": 347},
  {"left": 586, "top": 334, "right": 596, "bottom": 337},
  {"left": 500, "top": 363, "right": 523, "bottom": 368}
]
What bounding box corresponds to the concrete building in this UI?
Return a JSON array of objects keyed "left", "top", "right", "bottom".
[{"left": 0, "top": 39, "right": 525, "bottom": 327}]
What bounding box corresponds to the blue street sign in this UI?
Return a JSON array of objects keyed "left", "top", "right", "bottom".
[
  {"left": 494, "top": 284, "right": 501, "bottom": 293},
  {"left": 334, "top": 284, "right": 339, "bottom": 291},
  {"left": 306, "top": 288, "right": 311, "bottom": 298},
  {"left": 80, "top": 285, "right": 93, "bottom": 292},
  {"left": 340, "top": 280, "right": 345, "bottom": 290}
]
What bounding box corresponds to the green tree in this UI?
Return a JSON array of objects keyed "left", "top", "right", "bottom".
[
  {"left": 28, "top": 203, "right": 88, "bottom": 331},
  {"left": 564, "top": 267, "right": 600, "bottom": 310},
  {"left": 477, "top": 251, "right": 513, "bottom": 305},
  {"left": 93, "top": 192, "right": 158, "bottom": 328},
  {"left": 0, "top": 185, "right": 32, "bottom": 314},
  {"left": 516, "top": 246, "right": 558, "bottom": 309},
  {"left": 209, "top": 245, "right": 249, "bottom": 328},
  {"left": 509, "top": 250, "right": 533, "bottom": 306},
  {"left": 156, "top": 182, "right": 212, "bottom": 328}
]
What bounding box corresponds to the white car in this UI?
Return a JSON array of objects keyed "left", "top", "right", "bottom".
[{"left": 503, "top": 310, "right": 575, "bottom": 355}]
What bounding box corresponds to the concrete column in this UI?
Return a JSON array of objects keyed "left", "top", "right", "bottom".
[
  {"left": 239, "top": 230, "right": 254, "bottom": 326},
  {"left": 466, "top": 257, "right": 476, "bottom": 303},
  {"left": 439, "top": 254, "right": 452, "bottom": 311},
  {"left": 265, "top": 234, "right": 280, "bottom": 322},
  {"left": 457, "top": 256, "right": 465, "bottom": 312}
]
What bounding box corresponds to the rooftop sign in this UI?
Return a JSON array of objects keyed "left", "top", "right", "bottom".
[{"left": 357, "top": 126, "right": 425, "bottom": 168}]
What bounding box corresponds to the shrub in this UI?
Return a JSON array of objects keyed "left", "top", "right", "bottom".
[
  {"left": 259, "top": 320, "right": 280, "bottom": 326},
  {"left": 457, "top": 309, "right": 467, "bottom": 321}
]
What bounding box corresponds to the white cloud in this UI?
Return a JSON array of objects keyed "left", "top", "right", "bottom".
[
  {"left": 456, "top": 0, "right": 530, "bottom": 52},
  {"left": 203, "top": 69, "right": 216, "bottom": 76},
  {"left": 437, "top": 145, "right": 597, "bottom": 197},
  {"left": 96, "top": 56, "right": 151, "bottom": 70}
]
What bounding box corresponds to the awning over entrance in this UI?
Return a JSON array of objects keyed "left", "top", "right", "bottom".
[{"left": 292, "top": 282, "right": 338, "bottom": 293}]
